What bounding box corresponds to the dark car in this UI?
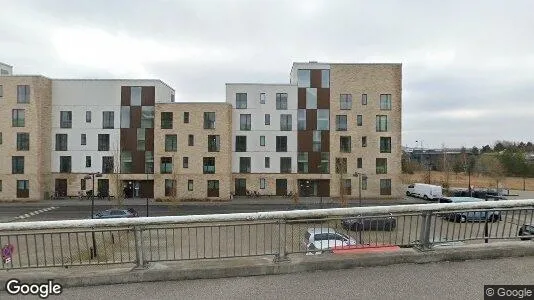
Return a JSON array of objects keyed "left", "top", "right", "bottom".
[
  {"left": 518, "top": 224, "right": 534, "bottom": 241},
  {"left": 93, "top": 208, "right": 138, "bottom": 219},
  {"left": 341, "top": 214, "right": 397, "bottom": 231}
]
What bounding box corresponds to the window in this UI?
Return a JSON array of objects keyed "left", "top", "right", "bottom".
[
  {"left": 362, "top": 176, "right": 368, "bottom": 190},
  {"left": 131, "top": 87, "right": 142, "bottom": 106},
  {"left": 340, "top": 94, "right": 352, "bottom": 110},
  {"left": 276, "top": 136, "right": 287, "bottom": 152},
  {"left": 276, "top": 93, "right": 288, "bottom": 110},
  {"left": 188, "top": 134, "right": 194, "bottom": 146},
  {"left": 380, "top": 179, "right": 392, "bottom": 195},
  {"left": 208, "top": 135, "right": 220, "bottom": 152},
  {"left": 319, "top": 152, "right": 329, "bottom": 173},
  {"left": 80, "top": 179, "right": 86, "bottom": 190},
  {"left": 86, "top": 111, "right": 92, "bottom": 123},
  {"left": 321, "top": 70, "right": 330, "bottom": 88},
  {"left": 12, "top": 109, "right": 25, "bottom": 127},
  {"left": 165, "top": 179, "right": 176, "bottom": 197},
  {"left": 357, "top": 115, "right": 363, "bottom": 126},
  {"left": 240, "top": 114, "right": 251, "bottom": 130},
  {"left": 17, "top": 180, "right": 29, "bottom": 198},
  {"left": 208, "top": 180, "right": 219, "bottom": 197},
  {"left": 260, "top": 178, "right": 266, "bottom": 189},
  {"left": 78, "top": 134, "right": 86, "bottom": 146},
  {"left": 376, "top": 158, "right": 388, "bottom": 174},
  {"left": 188, "top": 180, "right": 194, "bottom": 191},
  {"left": 280, "top": 157, "right": 292, "bottom": 173},
  {"left": 239, "top": 157, "right": 251, "bottom": 173},
  {"left": 380, "top": 137, "right": 392, "bottom": 153},
  {"left": 317, "top": 109, "right": 329, "bottom": 130},
  {"left": 298, "top": 109, "right": 306, "bottom": 130},
  {"left": 137, "top": 128, "right": 146, "bottom": 151},
  {"left": 376, "top": 115, "right": 388, "bottom": 132},
  {"left": 98, "top": 134, "right": 110, "bottom": 151},
  {"left": 380, "top": 94, "right": 392, "bottom": 110},
  {"left": 120, "top": 152, "right": 133, "bottom": 173},
  {"left": 362, "top": 94, "right": 367, "bottom": 105},
  {"left": 357, "top": 157, "right": 362, "bottom": 168},
  {"left": 171, "top": 94, "right": 175, "bottom": 102},
  {"left": 260, "top": 93, "right": 266, "bottom": 104},
  {"left": 313, "top": 131, "right": 322, "bottom": 152},
  {"left": 236, "top": 136, "right": 247, "bottom": 152},
  {"left": 340, "top": 136, "right": 351, "bottom": 153},
  {"left": 260, "top": 136, "right": 265, "bottom": 146},
  {"left": 203, "top": 157, "right": 215, "bottom": 174},
  {"left": 236, "top": 93, "right": 247, "bottom": 109},
  {"left": 265, "top": 157, "right": 270, "bottom": 168},
  {"left": 0, "top": 85, "right": 3, "bottom": 97},
  {"left": 298, "top": 152, "right": 308, "bottom": 173},
  {"left": 163, "top": 134, "right": 176, "bottom": 152},
  {"left": 0, "top": 132, "right": 2, "bottom": 144},
  {"left": 60, "top": 111, "right": 72, "bottom": 128},
  {"left": 120, "top": 106, "right": 130, "bottom": 128},
  {"left": 183, "top": 157, "right": 189, "bottom": 168},
  {"left": 264, "top": 114, "right": 270, "bottom": 125},
  {"left": 306, "top": 88, "right": 317, "bottom": 109},
  {"left": 336, "top": 115, "right": 347, "bottom": 131},
  {"left": 12, "top": 156, "right": 24, "bottom": 174},
  {"left": 60, "top": 156, "right": 72, "bottom": 173},
  {"left": 17, "top": 133, "right": 29, "bottom": 151},
  {"left": 160, "top": 157, "right": 173, "bottom": 174},
  {"left": 297, "top": 69, "right": 311, "bottom": 88},
  {"left": 335, "top": 158, "right": 347, "bottom": 174},
  {"left": 55, "top": 134, "right": 68, "bottom": 151},
  {"left": 102, "top": 111, "right": 114, "bottom": 129},
  {"left": 102, "top": 156, "right": 114, "bottom": 173},
  {"left": 17, "top": 85, "right": 30, "bottom": 103},
  {"left": 344, "top": 179, "right": 352, "bottom": 195},
  {"left": 204, "top": 112, "right": 215, "bottom": 129},
  {"left": 145, "top": 151, "right": 154, "bottom": 173},
  {"left": 362, "top": 136, "right": 367, "bottom": 147},
  {"left": 161, "top": 112, "right": 173, "bottom": 129},
  {"left": 184, "top": 112, "right": 190, "bottom": 123},
  {"left": 280, "top": 114, "right": 292, "bottom": 131},
  {"left": 141, "top": 106, "right": 154, "bottom": 128},
  {"left": 86, "top": 156, "right": 91, "bottom": 167}
]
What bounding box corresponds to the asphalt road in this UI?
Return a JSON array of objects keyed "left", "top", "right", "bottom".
[{"left": 3, "top": 256, "right": 533, "bottom": 300}]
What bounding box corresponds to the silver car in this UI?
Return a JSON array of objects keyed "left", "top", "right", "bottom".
[{"left": 304, "top": 227, "right": 358, "bottom": 255}]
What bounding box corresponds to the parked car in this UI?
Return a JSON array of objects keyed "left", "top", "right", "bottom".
[
  {"left": 439, "top": 197, "right": 501, "bottom": 223},
  {"left": 518, "top": 224, "right": 534, "bottom": 241},
  {"left": 406, "top": 183, "right": 442, "bottom": 200},
  {"left": 341, "top": 214, "right": 397, "bottom": 231},
  {"left": 304, "top": 228, "right": 358, "bottom": 255},
  {"left": 93, "top": 208, "right": 138, "bottom": 219},
  {"left": 448, "top": 189, "right": 506, "bottom": 200}
]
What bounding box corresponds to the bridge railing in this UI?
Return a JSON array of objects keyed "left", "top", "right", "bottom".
[{"left": 1, "top": 199, "right": 533, "bottom": 270}]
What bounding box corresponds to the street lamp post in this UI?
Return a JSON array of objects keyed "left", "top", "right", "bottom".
[
  {"left": 84, "top": 172, "right": 102, "bottom": 259},
  {"left": 353, "top": 172, "right": 365, "bottom": 244},
  {"left": 146, "top": 171, "right": 149, "bottom": 217}
]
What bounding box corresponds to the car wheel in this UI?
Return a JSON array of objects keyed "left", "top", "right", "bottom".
[
  {"left": 423, "top": 195, "right": 428, "bottom": 200},
  {"left": 406, "top": 191, "right": 411, "bottom": 196}
]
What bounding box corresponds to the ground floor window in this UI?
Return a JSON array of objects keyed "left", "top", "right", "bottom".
[
  {"left": 17, "top": 180, "right": 29, "bottom": 198},
  {"left": 165, "top": 179, "right": 176, "bottom": 197},
  {"left": 380, "top": 179, "right": 392, "bottom": 195},
  {"left": 207, "top": 180, "right": 219, "bottom": 197},
  {"left": 235, "top": 178, "right": 246, "bottom": 196},
  {"left": 343, "top": 179, "right": 351, "bottom": 195},
  {"left": 188, "top": 180, "right": 194, "bottom": 191}
]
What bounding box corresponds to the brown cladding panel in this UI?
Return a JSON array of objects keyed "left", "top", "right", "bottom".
[
  {"left": 321, "top": 130, "right": 330, "bottom": 151},
  {"left": 308, "top": 152, "right": 321, "bottom": 174},
  {"left": 121, "top": 128, "right": 137, "bottom": 150},
  {"left": 121, "top": 86, "right": 131, "bottom": 106},
  {"left": 145, "top": 129, "right": 154, "bottom": 151},
  {"left": 306, "top": 109, "right": 317, "bottom": 131},
  {"left": 130, "top": 106, "right": 141, "bottom": 128},
  {"left": 141, "top": 86, "right": 155, "bottom": 106},
  {"left": 298, "top": 88, "right": 306, "bottom": 109},
  {"left": 317, "top": 88, "right": 330, "bottom": 109},
  {"left": 297, "top": 131, "right": 313, "bottom": 152},
  {"left": 310, "top": 69, "right": 322, "bottom": 88},
  {"left": 317, "top": 180, "right": 330, "bottom": 197},
  {"left": 132, "top": 151, "right": 146, "bottom": 174}
]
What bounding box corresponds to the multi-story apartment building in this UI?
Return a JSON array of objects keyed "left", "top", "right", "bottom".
[{"left": 0, "top": 61, "right": 401, "bottom": 202}]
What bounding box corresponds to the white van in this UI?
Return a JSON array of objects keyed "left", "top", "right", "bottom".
[{"left": 406, "top": 183, "right": 442, "bottom": 200}]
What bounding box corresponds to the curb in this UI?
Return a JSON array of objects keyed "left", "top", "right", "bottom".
[{"left": 1, "top": 242, "right": 533, "bottom": 290}]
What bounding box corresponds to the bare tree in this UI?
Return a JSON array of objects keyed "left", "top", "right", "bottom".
[
  {"left": 110, "top": 142, "right": 125, "bottom": 207},
  {"left": 291, "top": 179, "right": 299, "bottom": 205},
  {"left": 336, "top": 158, "right": 348, "bottom": 207},
  {"left": 442, "top": 144, "right": 451, "bottom": 189},
  {"left": 475, "top": 154, "right": 505, "bottom": 189}
]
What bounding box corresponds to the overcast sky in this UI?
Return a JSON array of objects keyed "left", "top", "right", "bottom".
[{"left": 2, "top": 0, "right": 533, "bottom": 149}]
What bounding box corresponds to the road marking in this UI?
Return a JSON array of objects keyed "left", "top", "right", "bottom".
[{"left": 10, "top": 207, "right": 59, "bottom": 222}]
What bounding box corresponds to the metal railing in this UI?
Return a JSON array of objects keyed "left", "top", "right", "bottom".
[{"left": 1, "top": 199, "right": 534, "bottom": 270}]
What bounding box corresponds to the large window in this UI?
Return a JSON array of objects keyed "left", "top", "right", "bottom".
[
  {"left": 12, "top": 109, "right": 25, "bottom": 127},
  {"left": 203, "top": 157, "right": 215, "bottom": 174},
  {"left": 317, "top": 109, "right": 329, "bottom": 130},
  {"left": 280, "top": 114, "right": 292, "bottom": 131},
  {"left": 131, "top": 87, "right": 142, "bottom": 106},
  {"left": 306, "top": 88, "right": 317, "bottom": 109},
  {"left": 343, "top": 179, "right": 352, "bottom": 195},
  {"left": 235, "top": 136, "right": 247, "bottom": 152},
  {"left": 121, "top": 152, "right": 132, "bottom": 173},
  {"left": 280, "top": 157, "right": 292, "bottom": 173},
  {"left": 141, "top": 106, "right": 154, "bottom": 128},
  {"left": 357, "top": 115, "right": 363, "bottom": 126},
  {"left": 17, "top": 133, "right": 29, "bottom": 151},
  {"left": 240, "top": 114, "right": 251, "bottom": 131},
  {"left": 380, "top": 137, "right": 392, "bottom": 153},
  {"left": 298, "top": 152, "right": 308, "bottom": 173},
  {"left": 265, "top": 114, "right": 270, "bottom": 125},
  {"left": 376, "top": 158, "right": 388, "bottom": 174},
  {"left": 380, "top": 94, "right": 392, "bottom": 110},
  {"left": 276, "top": 93, "right": 288, "bottom": 110},
  {"left": 321, "top": 70, "right": 330, "bottom": 88},
  {"left": 204, "top": 112, "right": 215, "bottom": 129},
  {"left": 297, "top": 69, "right": 311, "bottom": 88},
  {"left": 59, "top": 156, "right": 72, "bottom": 173},
  {"left": 102, "top": 156, "right": 114, "bottom": 173},
  {"left": 340, "top": 136, "right": 351, "bottom": 153},
  {"left": 208, "top": 180, "right": 220, "bottom": 197},
  {"left": 165, "top": 179, "right": 176, "bottom": 197},
  {"left": 376, "top": 115, "right": 388, "bottom": 132},
  {"left": 161, "top": 112, "right": 173, "bottom": 129},
  {"left": 17, "top": 180, "right": 29, "bottom": 198},
  {"left": 208, "top": 135, "right": 220, "bottom": 152},
  {"left": 276, "top": 136, "right": 287, "bottom": 152},
  {"left": 380, "top": 179, "right": 392, "bottom": 195},
  {"left": 137, "top": 128, "right": 146, "bottom": 151},
  {"left": 160, "top": 157, "right": 173, "bottom": 174},
  {"left": 98, "top": 134, "right": 110, "bottom": 151},
  {"left": 298, "top": 109, "right": 306, "bottom": 130},
  {"left": 55, "top": 134, "right": 68, "bottom": 151},
  {"left": 336, "top": 115, "right": 347, "bottom": 131},
  {"left": 236, "top": 93, "right": 247, "bottom": 109},
  {"left": 340, "top": 94, "right": 352, "bottom": 110},
  {"left": 121, "top": 107, "right": 130, "bottom": 128},
  {"left": 145, "top": 151, "right": 154, "bottom": 173},
  {"left": 239, "top": 157, "right": 251, "bottom": 173},
  {"left": 60, "top": 111, "right": 72, "bottom": 128},
  {"left": 313, "top": 131, "right": 321, "bottom": 152},
  {"left": 102, "top": 111, "right": 114, "bottom": 129},
  {"left": 12, "top": 156, "right": 24, "bottom": 174},
  {"left": 335, "top": 158, "right": 347, "bottom": 174},
  {"left": 17, "top": 85, "right": 30, "bottom": 103},
  {"left": 165, "top": 134, "right": 177, "bottom": 152},
  {"left": 319, "top": 152, "right": 329, "bottom": 173}
]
